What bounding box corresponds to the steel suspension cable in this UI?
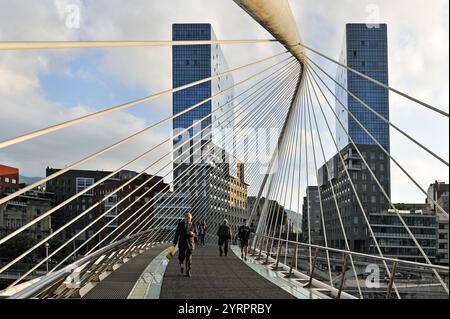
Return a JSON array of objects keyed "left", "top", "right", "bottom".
[
  {"left": 307, "top": 63, "right": 448, "bottom": 217},
  {"left": 305, "top": 74, "right": 402, "bottom": 299},
  {"left": 0, "top": 54, "right": 295, "bottom": 247},
  {"left": 0, "top": 51, "right": 287, "bottom": 150},
  {"left": 305, "top": 58, "right": 448, "bottom": 167},
  {"left": 296, "top": 42, "right": 449, "bottom": 118},
  {"left": 107, "top": 69, "right": 300, "bottom": 254},
  {"left": 0, "top": 39, "right": 278, "bottom": 50},
  {"left": 306, "top": 68, "right": 449, "bottom": 295},
  {"left": 28, "top": 62, "right": 299, "bottom": 275},
  {"left": 305, "top": 83, "right": 363, "bottom": 298},
  {"left": 73, "top": 64, "right": 300, "bottom": 259}
]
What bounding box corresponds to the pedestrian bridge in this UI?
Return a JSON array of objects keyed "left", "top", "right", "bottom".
[
  {"left": 0, "top": 0, "right": 448, "bottom": 300},
  {"left": 59, "top": 243, "right": 350, "bottom": 299}
]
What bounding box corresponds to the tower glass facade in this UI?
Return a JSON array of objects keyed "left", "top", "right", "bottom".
[
  {"left": 316, "top": 24, "right": 391, "bottom": 253},
  {"left": 167, "top": 24, "right": 238, "bottom": 238},
  {"left": 172, "top": 24, "right": 235, "bottom": 181},
  {"left": 336, "top": 24, "right": 390, "bottom": 150}
]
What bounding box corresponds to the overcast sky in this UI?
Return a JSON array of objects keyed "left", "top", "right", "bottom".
[{"left": 0, "top": 0, "right": 448, "bottom": 206}]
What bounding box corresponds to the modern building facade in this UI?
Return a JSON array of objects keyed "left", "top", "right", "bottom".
[
  {"left": 369, "top": 204, "right": 437, "bottom": 263},
  {"left": 425, "top": 181, "right": 449, "bottom": 265},
  {"left": 0, "top": 165, "right": 19, "bottom": 196},
  {"left": 336, "top": 23, "right": 390, "bottom": 151},
  {"left": 436, "top": 211, "right": 449, "bottom": 265},
  {"left": 318, "top": 144, "right": 391, "bottom": 252},
  {"left": 45, "top": 168, "right": 113, "bottom": 243},
  {"left": 228, "top": 161, "right": 248, "bottom": 232},
  {"left": 92, "top": 171, "right": 168, "bottom": 243},
  {"left": 0, "top": 190, "right": 53, "bottom": 241},
  {"left": 315, "top": 24, "right": 391, "bottom": 253},
  {"left": 170, "top": 24, "right": 238, "bottom": 241},
  {"left": 155, "top": 146, "right": 234, "bottom": 242},
  {"left": 301, "top": 186, "right": 322, "bottom": 245},
  {"left": 172, "top": 23, "right": 235, "bottom": 183},
  {"left": 426, "top": 181, "right": 449, "bottom": 213},
  {"left": 247, "top": 196, "right": 287, "bottom": 236}
]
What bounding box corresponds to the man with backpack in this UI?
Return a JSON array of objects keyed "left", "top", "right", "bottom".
[
  {"left": 217, "top": 219, "right": 232, "bottom": 256},
  {"left": 238, "top": 219, "right": 251, "bottom": 261}
]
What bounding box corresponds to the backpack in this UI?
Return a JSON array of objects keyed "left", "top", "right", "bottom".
[{"left": 239, "top": 226, "right": 250, "bottom": 240}]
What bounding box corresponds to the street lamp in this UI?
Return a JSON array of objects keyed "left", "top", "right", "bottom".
[{"left": 44, "top": 242, "right": 50, "bottom": 273}]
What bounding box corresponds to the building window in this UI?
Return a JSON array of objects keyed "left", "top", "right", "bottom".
[{"left": 76, "top": 177, "right": 95, "bottom": 196}]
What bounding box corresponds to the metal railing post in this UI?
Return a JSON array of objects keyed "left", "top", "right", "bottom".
[
  {"left": 386, "top": 261, "right": 398, "bottom": 299},
  {"left": 337, "top": 253, "right": 349, "bottom": 299},
  {"left": 305, "top": 248, "right": 319, "bottom": 288},
  {"left": 274, "top": 242, "right": 282, "bottom": 270}
]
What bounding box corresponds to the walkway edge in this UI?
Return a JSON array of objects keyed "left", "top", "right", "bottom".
[
  {"left": 230, "top": 246, "right": 320, "bottom": 299},
  {"left": 127, "top": 247, "right": 175, "bottom": 299}
]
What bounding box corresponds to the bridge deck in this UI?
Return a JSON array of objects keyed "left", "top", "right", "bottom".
[
  {"left": 83, "top": 244, "right": 169, "bottom": 299},
  {"left": 159, "top": 245, "right": 296, "bottom": 299}
]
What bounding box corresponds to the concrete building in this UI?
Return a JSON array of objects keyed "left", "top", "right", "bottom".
[
  {"left": 318, "top": 144, "right": 391, "bottom": 252},
  {"left": 301, "top": 186, "right": 322, "bottom": 245},
  {"left": 426, "top": 181, "right": 449, "bottom": 213},
  {"left": 228, "top": 161, "right": 248, "bottom": 232},
  {"left": 92, "top": 171, "right": 168, "bottom": 243},
  {"left": 0, "top": 190, "right": 53, "bottom": 241},
  {"left": 0, "top": 165, "right": 19, "bottom": 195},
  {"left": 425, "top": 181, "right": 449, "bottom": 265},
  {"left": 285, "top": 209, "right": 302, "bottom": 234},
  {"left": 45, "top": 168, "right": 112, "bottom": 243},
  {"left": 369, "top": 204, "right": 437, "bottom": 263},
  {"left": 436, "top": 211, "right": 449, "bottom": 266},
  {"left": 247, "top": 196, "right": 287, "bottom": 234}
]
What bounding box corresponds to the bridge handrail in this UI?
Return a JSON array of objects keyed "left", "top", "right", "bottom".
[
  {"left": 253, "top": 234, "right": 449, "bottom": 272},
  {"left": 6, "top": 229, "right": 158, "bottom": 299}
]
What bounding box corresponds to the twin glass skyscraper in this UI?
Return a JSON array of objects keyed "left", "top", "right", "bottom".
[
  {"left": 172, "top": 24, "right": 235, "bottom": 181},
  {"left": 315, "top": 24, "right": 391, "bottom": 252},
  {"left": 169, "top": 24, "right": 245, "bottom": 235},
  {"left": 336, "top": 24, "right": 390, "bottom": 151}
]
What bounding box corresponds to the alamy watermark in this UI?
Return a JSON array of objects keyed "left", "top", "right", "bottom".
[
  {"left": 173, "top": 125, "right": 281, "bottom": 174},
  {"left": 56, "top": 3, "right": 81, "bottom": 29}
]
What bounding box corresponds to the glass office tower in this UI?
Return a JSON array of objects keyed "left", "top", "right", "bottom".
[
  {"left": 167, "top": 24, "right": 237, "bottom": 236},
  {"left": 336, "top": 24, "right": 390, "bottom": 151},
  {"left": 316, "top": 24, "right": 391, "bottom": 253},
  {"left": 172, "top": 24, "right": 235, "bottom": 182}
]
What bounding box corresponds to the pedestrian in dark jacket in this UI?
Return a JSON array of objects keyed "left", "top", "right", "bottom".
[
  {"left": 173, "top": 212, "right": 197, "bottom": 277},
  {"left": 217, "top": 219, "right": 232, "bottom": 256},
  {"left": 238, "top": 219, "right": 251, "bottom": 261}
]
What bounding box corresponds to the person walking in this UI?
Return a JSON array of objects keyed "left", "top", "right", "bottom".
[
  {"left": 198, "top": 221, "right": 207, "bottom": 247},
  {"left": 217, "top": 219, "right": 232, "bottom": 256},
  {"left": 238, "top": 219, "right": 251, "bottom": 261},
  {"left": 173, "top": 212, "right": 197, "bottom": 277}
]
